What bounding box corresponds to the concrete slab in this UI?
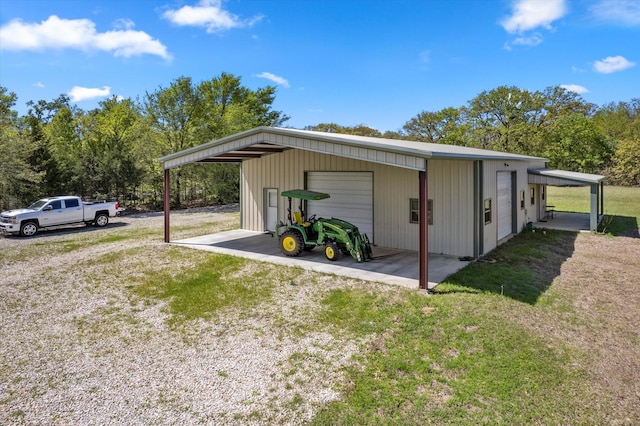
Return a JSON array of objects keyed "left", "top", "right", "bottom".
[
  {"left": 172, "top": 230, "right": 470, "bottom": 290},
  {"left": 535, "top": 212, "right": 592, "bottom": 233}
]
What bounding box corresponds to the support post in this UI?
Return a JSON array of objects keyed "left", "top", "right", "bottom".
[
  {"left": 590, "top": 183, "right": 598, "bottom": 232},
  {"left": 164, "top": 168, "right": 170, "bottom": 243},
  {"left": 419, "top": 169, "right": 429, "bottom": 291},
  {"left": 599, "top": 181, "right": 604, "bottom": 217}
]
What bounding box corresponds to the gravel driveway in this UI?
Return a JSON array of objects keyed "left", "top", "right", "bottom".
[{"left": 0, "top": 209, "right": 375, "bottom": 425}]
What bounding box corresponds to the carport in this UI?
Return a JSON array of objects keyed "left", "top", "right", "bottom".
[
  {"left": 528, "top": 168, "right": 606, "bottom": 232},
  {"left": 159, "top": 127, "right": 434, "bottom": 290}
]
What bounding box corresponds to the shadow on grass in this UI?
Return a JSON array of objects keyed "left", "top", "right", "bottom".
[
  {"left": 600, "top": 215, "right": 639, "bottom": 238},
  {"left": 434, "top": 230, "right": 578, "bottom": 305}
]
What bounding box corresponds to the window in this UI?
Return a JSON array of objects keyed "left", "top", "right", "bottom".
[
  {"left": 50, "top": 200, "right": 62, "bottom": 210},
  {"left": 484, "top": 199, "right": 492, "bottom": 224},
  {"left": 410, "top": 198, "right": 433, "bottom": 225},
  {"left": 530, "top": 187, "right": 535, "bottom": 205},
  {"left": 520, "top": 190, "right": 525, "bottom": 209},
  {"left": 541, "top": 186, "right": 546, "bottom": 201},
  {"left": 65, "top": 198, "right": 80, "bottom": 208}
]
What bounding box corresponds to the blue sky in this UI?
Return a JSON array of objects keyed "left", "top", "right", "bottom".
[{"left": 1, "top": 0, "right": 638, "bottom": 132}]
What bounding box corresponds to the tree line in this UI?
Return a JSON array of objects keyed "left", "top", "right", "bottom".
[
  {"left": 1, "top": 77, "right": 638, "bottom": 212},
  {"left": 308, "top": 86, "right": 639, "bottom": 186}
]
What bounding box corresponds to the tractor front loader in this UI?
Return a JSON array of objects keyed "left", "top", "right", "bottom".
[{"left": 275, "top": 189, "right": 372, "bottom": 263}]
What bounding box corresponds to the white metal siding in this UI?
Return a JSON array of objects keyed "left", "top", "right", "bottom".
[
  {"left": 497, "top": 172, "right": 513, "bottom": 240},
  {"left": 306, "top": 172, "right": 374, "bottom": 240}
]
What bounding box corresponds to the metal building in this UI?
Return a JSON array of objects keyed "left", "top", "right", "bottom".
[{"left": 159, "top": 126, "right": 604, "bottom": 290}]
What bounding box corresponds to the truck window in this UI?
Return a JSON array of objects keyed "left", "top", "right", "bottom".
[
  {"left": 64, "top": 199, "right": 80, "bottom": 208},
  {"left": 50, "top": 200, "right": 62, "bottom": 210}
]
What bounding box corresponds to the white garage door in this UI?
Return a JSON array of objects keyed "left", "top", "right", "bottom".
[
  {"left": 497, "top": 172, "right": 513, "bottom": 240},
  {"left": 306, "top": 171, "right": 374, "bottom": 240}
]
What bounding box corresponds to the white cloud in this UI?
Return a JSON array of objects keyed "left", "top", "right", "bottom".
[
  {"left": 256, "top": 72, "right": 289, "bottom": 88},
  {"left": 0, "top": 15, "right": 170, "bottom": 59},
  {"left": 590, "top": 0, "right": 640, "bottom": 25},
  {"left": 560, "top": 84, "right": 589, "bottom": 94},
  {"left": 512, "top": 33, "right": 543, "bottom": 46},
  {"left": 33, "top": 82, "right": 45, "bottom": 88},
  {"left": 162, "top": 0, "right": 263, "bottom": 33},
  {"left": 593, "top": 55, "right": 636, "bottom": 73},
  {"left": 113, "top": 18, "right": 136, "bottom": 31},
  {"left": 501, "top": 0, "right": 567, "bottom": 33},
  {"left": 68, "top": 86, "right": 111, "bottom": 102}
]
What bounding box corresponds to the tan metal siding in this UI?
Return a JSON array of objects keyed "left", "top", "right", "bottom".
[
  {"left": 483, "top": 159, "right": 546, "bottom": 253},
  {"left": 243, "top": 151, "right": 475, "bottom": 256},
  {"left": 427, "top": 160, "right": 474, "bottom": 256}
]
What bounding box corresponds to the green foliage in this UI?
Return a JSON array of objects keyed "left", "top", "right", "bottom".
[
  {"left": 306, "top": 123, "right": 383, "bottom": 137},
  {"left": 0, "top": 73, "right": 286, "bottom": 210},
  {"left": 0, "top": 87, "right": 43, "bottom": 210},
  {"left": 402, "top": 107, "right": 467, "bottom": 145},
  {"left": 610, "top": 137, "right": 640, "bottom": 186},
  {"left": 543, "top": 113, "right": 612, "bottom": 173}
]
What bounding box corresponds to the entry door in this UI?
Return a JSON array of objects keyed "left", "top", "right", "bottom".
[
  {"left": 497, "top": 172, "right": 513, "bottom": 240},
  {"left": 306, "top": 171, "right": 374, "bottom": 240},
  {"left": 264, "top": 188, "right": 278, "bottom": 232}
]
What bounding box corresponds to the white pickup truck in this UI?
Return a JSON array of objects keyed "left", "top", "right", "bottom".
[{"left": 0, "top": 196, "right": 120, "bottom": 237}]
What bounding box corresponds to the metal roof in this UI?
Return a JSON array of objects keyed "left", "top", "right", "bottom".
[
  {"left": 527, "top": 168, "right": 605, "bottom": 186},
  {"left": 159, "top": 126, "right": 547, "bottom": 171}
]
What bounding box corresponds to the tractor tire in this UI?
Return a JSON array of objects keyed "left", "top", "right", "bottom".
[
  {"left": 280, "top": 230, "right": 304, "bottom": 257},
  {"left": 324, "top": 242, "right": 342, "bottom": 261}
]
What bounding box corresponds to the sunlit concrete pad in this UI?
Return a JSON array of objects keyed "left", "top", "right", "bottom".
[
  {"left": 172, "top": 230, "right": 470, "bottom": 290},
  {"left": 535, "top": 212, "right": 592, "bottom": 233}
]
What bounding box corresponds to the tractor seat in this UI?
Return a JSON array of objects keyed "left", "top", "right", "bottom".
[{"left": 293, "top": 211, "right": 311, "bottom": 227}]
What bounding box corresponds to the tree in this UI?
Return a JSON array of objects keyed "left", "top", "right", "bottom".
[
  {"left": 401, "top": 107, "right": 467, "bottom": 145},
  {"left": 23, "top": 95, "right": 74, "bottom": 197},
  {"left": 543, "top": 113, "right": 612, "bottom": 174},
  {"left": 144, "top": 77, "right": 204, "bottom": 207},
  {"left": 145, "top": 73, "right": 289, "bottom": 206},
  {"left": 0, "top": 87, "right": 42, "bottom": 209},
  {"left": 82, "top": 97, "right": 147, "bottom": 199},
  {"left": 604, "top": 100, "right": 640, "bottom": 185},
  {"left": 465, "top": 86, "right": 548, "bottom": 152},
  {"left": 306, "top": 123, "right": 382, "bottom": 137},
  {"left": 610, "top": 137, "right": 640, "bottom": 186}
]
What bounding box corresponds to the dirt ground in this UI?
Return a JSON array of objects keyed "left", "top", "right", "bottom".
[{"left": 517, "top": 233, "right": 640, "bottom": 424}]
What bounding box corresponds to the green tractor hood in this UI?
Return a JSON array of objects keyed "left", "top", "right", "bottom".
[{"left": 280, "top": 189, "right": 330, "bottom": 201}]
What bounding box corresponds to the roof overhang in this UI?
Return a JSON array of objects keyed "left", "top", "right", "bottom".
[
  {"left": 159, "top": 126, "right": 547, "bottom": 172},
  {"left": 528, "top": 168, "right": 605, "bottom": 186}
]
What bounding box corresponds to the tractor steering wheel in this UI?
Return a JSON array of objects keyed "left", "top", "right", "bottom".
[{"left": 308, "top": 214, "right": 317, "bottom": 222}]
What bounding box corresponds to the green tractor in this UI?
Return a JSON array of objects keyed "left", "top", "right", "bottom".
[{"left": 275, "top": 189, "right": 373, "bottom": 263}]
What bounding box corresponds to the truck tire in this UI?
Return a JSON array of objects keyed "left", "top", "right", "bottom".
[
  {"left": 94, "top": 213, "right": 109, "bottom": 227},
  {"left": 279, "top": 230, "right": 304, "bottom": 257},
  {"left": 20, "top": 221, "right": 38, "bottom": 237}
]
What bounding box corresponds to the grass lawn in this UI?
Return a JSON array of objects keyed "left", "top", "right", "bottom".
[{"left": 310, "top": 187, "right": 640, "bottom": 424}]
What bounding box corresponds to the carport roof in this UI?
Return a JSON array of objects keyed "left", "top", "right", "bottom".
[
  {"left": 528, "top": 168, "right": 605, "bottom": 186},
  {"left": 159, "top": 126, "right": 547, "bottom": 171}
]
